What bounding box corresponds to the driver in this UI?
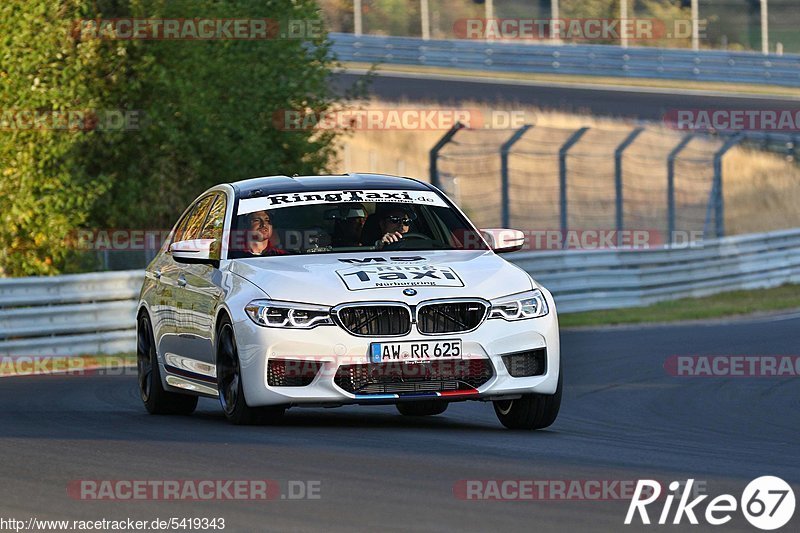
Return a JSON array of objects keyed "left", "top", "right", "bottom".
[{"left": 376, "top": 206, "right": 415, "bottom": 249}]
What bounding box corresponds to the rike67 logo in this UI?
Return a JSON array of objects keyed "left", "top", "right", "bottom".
[{"left": 626, "top": 477, "right": 795, "bottom": 530}]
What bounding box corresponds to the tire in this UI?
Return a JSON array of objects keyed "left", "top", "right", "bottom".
[
  {"left": 137, "top": 313, "right": 198, "bottom": 415},
  {"left": 216, "top": 316, "right": 285, "bottom": 425},
  {"left": 493, "top": 370, "right": 562, "bottom": 430},
  {"left": 396, "top": 400, "right": 448, "bottom": 417}
]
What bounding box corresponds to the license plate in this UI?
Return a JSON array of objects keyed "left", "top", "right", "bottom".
[{"left": 369, "top": 340, "right": 462, "bottom": 363}]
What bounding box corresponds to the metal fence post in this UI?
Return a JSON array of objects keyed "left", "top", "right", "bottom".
[
  {"left": 500, "top": 125, "right": 532, "bottom": 228},
  {"left": 708, "top": 133, "right": 743, "bottom": 238},
  {"left": 614, "top": 128, "right": 644, "bottom": 245},
  {"left": 429, "top": 122, "right": 465, "bottom": 189},
  {"left": 558, "top": 127, "right": 589, "bottom": 247},
  {"left": 667, "top": 133, "right": 695, "bottom": 245}
]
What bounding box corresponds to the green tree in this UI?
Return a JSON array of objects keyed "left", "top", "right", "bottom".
[{"left": 0, "top": 0, "right": 342, "bottom": 276}]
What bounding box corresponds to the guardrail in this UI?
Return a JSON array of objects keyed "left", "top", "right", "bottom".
[
  {"left": 0, "top": 271, "right": 142, "bottom": 356},
  {"left": 330, "top": 33, "right": 800, "bottom": 88},
  {"left": 1, "top": 227, "right": 798, "bottom": 356},
  {"left": 512, "top": 227, "right": 800, "bottom": 313}
]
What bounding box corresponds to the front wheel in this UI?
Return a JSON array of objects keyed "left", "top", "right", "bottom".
[
  {"left": 137, "top": 313, "right": 198, "bottom": 415},
  {"left": 493, "top": 371, "right": 562, "bottom": 430},
  {"left": 396, "top": 400, "right": 448, "bottom": 417},
  {"left": 216, "top": 317, "right": 285, "bottom": 425}
]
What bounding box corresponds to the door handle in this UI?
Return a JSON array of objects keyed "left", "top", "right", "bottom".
[{"left": 177, "top": 275, "right": 187, "bottom": 287}]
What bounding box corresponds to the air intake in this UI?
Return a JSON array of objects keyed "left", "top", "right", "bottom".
[{"left": 501, "top": 349, "right": 546, "bottom": 377}]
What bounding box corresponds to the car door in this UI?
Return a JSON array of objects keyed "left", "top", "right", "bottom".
[
  {"left": 161, "top": 195, "right": 214, "bottom": 365},
  {"left": 153, "top": 204, "right": 196, "bottom": 359},
  {"left": 180, "top": 192, "right": 226, "bottom": 367}
]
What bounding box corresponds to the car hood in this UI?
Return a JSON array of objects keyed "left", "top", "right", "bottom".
[{"left": 227, "top": 250, "right": 533, "bottom": 306}]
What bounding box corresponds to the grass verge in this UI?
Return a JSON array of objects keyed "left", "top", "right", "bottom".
[{"left": 559, "top": 284, "right": 800, "bottom": 328}]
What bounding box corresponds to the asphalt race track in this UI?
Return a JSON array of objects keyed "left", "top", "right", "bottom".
[
  {"left": 333, "top": 72, "right": 800, "bottom": 121},
  {"left": 1, "top": 314, "right": 798, "bottom": 532}
]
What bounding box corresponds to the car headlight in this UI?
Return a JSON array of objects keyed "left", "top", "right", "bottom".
[
  {"left": 488, "top": 289, "right": 549, "bottom": 320},
  {"left": 244, "top": 300, "right": 334, "bottom": 328}
]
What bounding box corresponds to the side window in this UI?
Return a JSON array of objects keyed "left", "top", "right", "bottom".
[
  {"left": 200, "top": 194, "right": 226, "bottom": 260},
  {"left": 181, "top": 196, "right": 214, "bottom": 242},
  {"left": 171, "top": 207, "right": 196, "bottom": 245}
]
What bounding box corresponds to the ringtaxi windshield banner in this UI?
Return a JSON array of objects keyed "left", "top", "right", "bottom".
[{"left": 237, "top": 189, "right": 448, "bottom": 215}]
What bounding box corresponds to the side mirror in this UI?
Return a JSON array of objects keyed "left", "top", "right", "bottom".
[
  {"left": 480, "top": 229, "right": 526, "bottom": 253},
  {"left": 169, "top": 239, "right": 219, "bottom": 265}
]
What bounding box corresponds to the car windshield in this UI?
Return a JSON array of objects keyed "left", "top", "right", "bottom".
[{"left": 228, "top": 188, "right": 488, "bottom": 257}]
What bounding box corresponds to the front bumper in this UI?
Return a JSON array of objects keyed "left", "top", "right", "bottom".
[{"left": 232, "top": 296, "right": 560, "bottom": 407}]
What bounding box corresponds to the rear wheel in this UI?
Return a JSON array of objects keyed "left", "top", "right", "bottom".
[
  {"left": 396, "top": 400, "right": 448, "bottom": 417},
  {"left": 137, "top": 313, "right": 198, "bottom": 415},
  {"left": 493, "top": 371, "right": 562, "bottom": 430},
  {"left": 216, "top": 317, "right": 285, "bottom": 425}
]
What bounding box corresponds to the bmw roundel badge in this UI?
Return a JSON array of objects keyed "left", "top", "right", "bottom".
[{"left": 403, "top": 288, "right": 417, "bottom": 296}]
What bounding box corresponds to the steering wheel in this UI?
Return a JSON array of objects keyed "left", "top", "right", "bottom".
[{"left": 381, "top": 232, "right": 436, "bottom": 250}]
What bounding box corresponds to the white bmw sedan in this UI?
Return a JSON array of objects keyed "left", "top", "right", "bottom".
[{"left": 136, "top": 174, "right": 561, "bottom": 429}]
